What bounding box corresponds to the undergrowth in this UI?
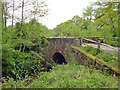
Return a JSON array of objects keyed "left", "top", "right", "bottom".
[
  {"left": 27, "top": 62, "right": 118, "bottom": 88},
  {"left": 2, "top": 61, "right": 118, "bottom": 88}
]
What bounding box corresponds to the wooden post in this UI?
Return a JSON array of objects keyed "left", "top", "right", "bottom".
[
  {"left": 97, "top": 40, "right": 100, "bottom": 53},
  {"left": 105, "top": 35, "right": 107, "bottom": 43},
  {"left": 80, "top": 37, "right": 83, "bottom": 47},
  {"left": 80, "top": 37, "right": 81, "bottom": 46},
  {"left": 77, "top": 38, "right": 80, "bottom": 47}
]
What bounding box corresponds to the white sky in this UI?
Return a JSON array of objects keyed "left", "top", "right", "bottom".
[{"left": 40, "top": 0, "right": 98, "bottom": 29}]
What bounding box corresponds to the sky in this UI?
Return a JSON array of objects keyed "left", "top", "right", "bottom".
[{"left": 40, "top": 0, "right": 98, "bottom": 29}]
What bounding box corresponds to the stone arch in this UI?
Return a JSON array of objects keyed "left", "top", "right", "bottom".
[{"left": 52, "top": 52, "right": 67, "bottom": 64}]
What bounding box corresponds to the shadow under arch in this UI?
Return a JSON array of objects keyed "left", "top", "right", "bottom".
[{"left": 52, "top": 52, "right": 67, "bottom": 64}]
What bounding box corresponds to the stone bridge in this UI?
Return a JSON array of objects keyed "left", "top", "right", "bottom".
[
  {"left": 42, "top": 37, "right": 81, "bottom": 64},
  {"left": 41, "top": 37, "right": 119, "bottom": 76}
]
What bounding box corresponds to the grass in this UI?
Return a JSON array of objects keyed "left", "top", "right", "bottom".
[
  {"left": 3, "top": 65, "right": 119, "bottom": 88},
  {"left": 2, "top": 61, "right": 119, "bottom": 88},
  {"left": 3, "top": 61, "right": 118, "bottom": 88},
  {"left": 26, "top": 62, "right": 118, "bottom": 88}
]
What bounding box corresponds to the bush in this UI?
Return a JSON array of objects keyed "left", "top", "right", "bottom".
[{"left": 2, "top": 44, "right": 45, "bottom": 79}]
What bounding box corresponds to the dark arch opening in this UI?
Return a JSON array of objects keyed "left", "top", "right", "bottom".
[{"left": 52, "top": 52, "right": 67, "bottom": 64}]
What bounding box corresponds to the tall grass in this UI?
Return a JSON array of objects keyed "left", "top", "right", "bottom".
[
  {"left": 26, "top": 62, "right": 118, "bottom": 88},
  {"left": 2, "top": 61, "right": 118, "bottom": 88}
]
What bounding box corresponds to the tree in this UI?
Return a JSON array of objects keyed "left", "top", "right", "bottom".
[
  {"left": 93, "top": 0, "right": 118, "bottom": 33},
  {"left": 83, "top": 6, "right": 93, "bottom": 21},
  {"left": 0, "top": 1, "right": 2, "bottom": 71},
  {"left": 11, "top": 0, "right": 14, "bottom": 29},
  {"left": 81, "top": 20, "right": 92, "bottom": 30},
  {"left": 19, "top": 0, "right": 24, "bottom": 51},
  {"left": 29, "top": 0, "right": 48, "bottom": 20},
  {"left": 2, "top": 0, "right": 50, "bottom": 79},
  {"left": 53, "top": 15, "right": 84, "bottom": 37},
  {"left": 2, "top": 0, "right": 10, "bottom": 30},
  {"left": 72, "top": 15, "right": 84, "bottom": 25}
]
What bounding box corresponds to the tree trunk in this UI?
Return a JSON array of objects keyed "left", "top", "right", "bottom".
[
  {"left": 11, "top": 0, "right": 14, "bottom": 29},
  {"left": 2, "top": 2, "right": 4, "bottom": 29},
  {"left": 22, "top": 45, "right": 25, "bottom": 52},
  {"left": 19, "top": 0, "right": 24, "bottom": 51},
  {"left": 4, "top": 1, "right": 7, "bottom": 30},
  {"left": 110, "top": 17, "right": 114, "bottom": 32},
  {"left": 96, "top": 23, "right": 105, "bottom": 31}
]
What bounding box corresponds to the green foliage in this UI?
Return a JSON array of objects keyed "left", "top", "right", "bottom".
[
  {"left": 80, "top": 45, "right": 98, "bottom": 56},
  {"left": 106, "top": 42, "right": 119, "bottom": 47},
  {"left": 96, "top": 52, "right": 114, "bottom": 62},
  {"left": 80, "top": 46, "right": 118, "bottom": 69},
  {"left": 2, "top": 19, "right": 49, "bottom": 79},
  {"left": 83, "top": 6, "right": 93, "bottom": 20},
  {"left": 52, "top": 15, "right": 83, "bottom": 37},
  {"left": 26, "top": 63, "right": 118, "bottom": 88},
  {"left": 2, "top": 75, "right": 33, "bottom": 88},
  {"left": 2, "top": 76, "right": 17, "bottom": 88},
  {"left": 106, "top": 37, "right": 119, "bottom": 47},
  {"left": 2, "top": 63, "right": 118, "bottom": 88},
  {"left": 81, "top": 20, "right": 92, "bottom": 30},
  {"left": 50, "top": 15, "right": 117, "bottom": 38},
  {"left": 93, "top": 1, "right": 118, "bottom": 32},
  {"left": 2, "top": 0, "right": 119, "bottom": 88},
  {"left": 80, "top": 46, "right": 117, "bottom": 62},
  {"left": 49, "top": 1, "right": 118, "bottom": 38}
]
